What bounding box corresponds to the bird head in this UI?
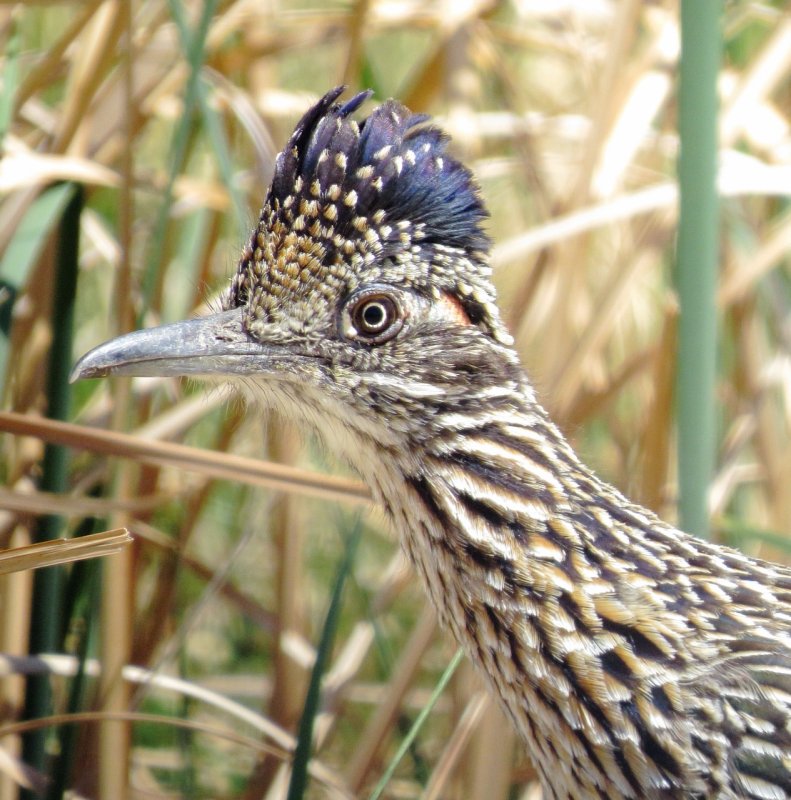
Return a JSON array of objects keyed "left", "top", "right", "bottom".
[{"left": 72, "top": 87, "right": 520, "bottom": 458}]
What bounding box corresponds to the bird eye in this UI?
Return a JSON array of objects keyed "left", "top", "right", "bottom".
[
  {"left": 344, "top": 291, "right": 403, "bottom": 344},
  {"left": 358, "top": 298, "right": 391, "bottom": 332}
]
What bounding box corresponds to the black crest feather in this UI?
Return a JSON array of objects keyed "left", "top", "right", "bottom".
[{"left": 268, "top": 86, "right": 489, "bottom": 257}]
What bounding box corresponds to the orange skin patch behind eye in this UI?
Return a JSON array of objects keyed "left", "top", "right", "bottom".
[{"left": 437, "top": 292, "right": 471, "bottom": 325}]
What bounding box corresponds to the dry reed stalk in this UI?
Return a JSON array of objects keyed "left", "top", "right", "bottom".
[{"left": 0, "top": 530, "right": 130, "bottom": 575}]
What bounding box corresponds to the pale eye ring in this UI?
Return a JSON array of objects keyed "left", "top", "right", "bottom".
[
  {"left": 358, "top": 298, "right": 392, "bottom": 332},
  {"left": 344, "top": 291, "right": 403, "bottom": 344}
]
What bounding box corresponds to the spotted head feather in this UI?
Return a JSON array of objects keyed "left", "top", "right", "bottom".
[{"left": 227, "top": 87, "right": 510, "bottom": 344}]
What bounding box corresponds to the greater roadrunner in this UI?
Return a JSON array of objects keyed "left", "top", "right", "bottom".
[{"left": 73, "top": 88, "right": 791, "bottom": 799}]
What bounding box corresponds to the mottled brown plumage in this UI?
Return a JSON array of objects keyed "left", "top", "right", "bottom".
[{"left": 74, "top": 88, "right": 791, "bottom": 799}]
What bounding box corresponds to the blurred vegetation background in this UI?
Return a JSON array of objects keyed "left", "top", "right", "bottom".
[{"left": 1, "top": 1, "right": 790, "bottom": 798}]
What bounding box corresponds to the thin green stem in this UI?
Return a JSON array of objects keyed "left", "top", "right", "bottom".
[
  {"left": 141, "top": 0, "right": 217, "bottom": 315},
  {"left": 367, "top": 649, "right": 465, "bottom": 800},
  {"left": 675, "top": 0, "right": 722, "bottom": 539},
  {"left": 22, "top": 184, "right": 83, "bottom": 798},
  {"left": 286, "top": 519, "right": 363, "bottom": 800}
]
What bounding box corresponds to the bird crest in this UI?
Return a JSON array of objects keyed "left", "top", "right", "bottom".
[{"left": 227, "top": 87, "right": 509, "bottom": 343}]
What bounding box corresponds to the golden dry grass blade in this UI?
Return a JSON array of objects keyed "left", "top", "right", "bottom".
[
  {"left": 0, "top": 748, "right": 45, "bottom": 795},
  {"left": 635, "top": 305, "right": 677, "bottom": 513},
  {"left": 549, "top": 247, "right": 660, "bottom": 419},
  {"left": 1, "top": 712, "right": 289, "bottom": 763},
  {"left": 0, "top": 411, "right": 369, "bottom": 504},
  {"left": 0, "top": 654, "right": 293, "bottom": 747},
  {"left": 0, "top": 148, "right": 119, "bottom": 192},
  {"left": 491, "top": 182, "right": 677, "bottom": 270},
  {"left": 0, "top": 528, "right": 130, "bottom": 575},
  {"left": 568, "top": 0, "right": 642, "bottom": 202},
  {"left": 720, "top": 210, "right": 791, "bottom": 307},
  {"left": 52, "top": 0, "right": 126, "bottom": 153},
  {"left": 0, "top": 486, "right": 163, "bottom": 518},
  {"left": 721, "top": 14, "right": 791, "bottom": 145},
  {"left": 0, "top": 713, "right": 352, "bottom": 798},
  {"left": 422, "top": 691, "right": 489, "bottom": 800},
  {"left": 465, "top": 695, "right": 517, "bottom": 799},
  {"left": 13, "top": 0, "right": 103, "bottom": 112}
]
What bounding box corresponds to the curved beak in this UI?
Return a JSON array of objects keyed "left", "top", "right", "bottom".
[{"left": 70, "top": 307, "right": 263, "bottom": 382}]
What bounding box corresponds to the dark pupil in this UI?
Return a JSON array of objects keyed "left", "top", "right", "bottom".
[{"left": 361, "top": 301, "right": 387, "bottom": 331}]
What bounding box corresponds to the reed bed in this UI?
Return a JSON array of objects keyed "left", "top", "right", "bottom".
[{"left": 1, "top": 1, "right": 790, "bottom": 798}]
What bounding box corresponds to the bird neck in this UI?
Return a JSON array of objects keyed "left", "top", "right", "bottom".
[{"left": 361, "top": 369, "right": 708, "bottom": 798}]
